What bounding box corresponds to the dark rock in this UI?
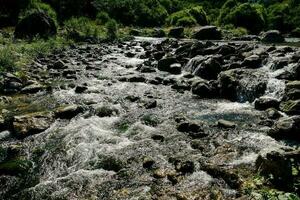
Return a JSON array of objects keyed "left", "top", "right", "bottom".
[
  {"left": 256, "top": 151, "right": 294, "bottom": 190},
  {"left": 49, "top": 60, "right": 68, "bottom": 69},
  {"left": 157, "top": 57, "right": 177, "bottom": 73},
  {"left": 151, "top": 134, "right": 165, "bottom": 142},
  {"left": 175, "top": 160, "right": 195, "bottom": 174},
  {"left": 14, "top": 11, "right": 57, "bottom": 39},
  {"left": 254, "top": 97, "right": 280, "bottom": 110},
  {"left": 232, "top": 35, "right": 260, "bottom": 41},
  {"left": 266, "top": 108, "right": 282, "bottom": 120},
  {"left": 169, "top": 63, "right": 182, "bottom": 75},
  {"left": 55, "top": 105, "right": 84, "bottom": 119},
  {"left": 152, "top": 29, "right": 166, "bottom": 37},
  {"left": 95, "top": 105, "right": 119, "bottom": 117},
  {"left": 261, "top": 30, "right": 285, "bottom": 43},
  {"left": 268, "top": 116, "right": 300, "bottom": 141},
  {"left": 172, "top": 80, "right": 191, "bottom": 91},
  {"left": 242, "top": 55, "right": 262, "bottom": 68},
  {"left": 193, "top": 26, "right": 222, "bottom": 40},
  {"left": 12, "top": 112, "right": 54, "bottom": 138},
  {"left": 153, "top": 51, "right": 165, "bottom": 60},
  {"left": 143, "top": 157, "right": 155, "bottom": 169},
  {"left": 144, "top": 100, "right": 157, "bottom": 109},
  {"left": 168, "top": 27, "right": 184, "bottom": 38},
  {"left": 193, "top": 57, "right": 221, "bottom": 80},
  {"left": 191, "top": 80, "right": 217, "bottom": 98},
  {"left": 177, "top": 121, "right": 207, "bottom": 138},
  {"left": 271, "top": 58, "right": 289, "bottom": 70},
  {"left": 75, "top": 85, "right": 88, "bottom": 93},
  {"left": 0, "top": 158, "right": 33, "bottom": 176}
]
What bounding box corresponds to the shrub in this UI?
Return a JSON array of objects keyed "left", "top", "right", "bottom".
[
  {"left": 105, "top": 19, "right": 118, "bottom": 41},
  {"left": 167, "top": 6, "right": 208, "bottom": 27},
  {"left": 96, "top": 11, "right": 110, "bottom": 25},
  {"left": 0, "top": 46, "right": 17, "bottom": 73},
  {"left": 220, "top": 3, "right": 266, "bottom": 34},
  {"left": 64, "top": 17, "right": 103, "bottom": 40}
]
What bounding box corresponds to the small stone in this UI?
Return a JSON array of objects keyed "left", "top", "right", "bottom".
[
  {"left": 75, "top": 85, "right": 88, "bottom": 93},
  {"left": 217, "top": 119, "right": 236, "bottom": 129},
  {"left": 55, "top": 105, "right": 83, "bottom": 119},
  {"left": 143, "top": 157, "right": 155, "bottom": 169}
]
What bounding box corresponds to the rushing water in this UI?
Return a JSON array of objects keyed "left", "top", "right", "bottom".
[{"left": 0, "top": 37, "right": 298, "bottom": 199}]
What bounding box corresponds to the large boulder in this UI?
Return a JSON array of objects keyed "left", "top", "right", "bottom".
[
  {"left": 268, "top": 116, "right": 300, "bottom": 141},
  {"left": 168, "top": 27, "right": 184, "bottom": 38},
  {"left": 261, "top": 30, "right": 285, "bottom": 43},
  {"left": 254, "top": 97, "right": 280, "bottom": 110},
  {"left": 14, "top": 11, "right": 57, "bottom": 39},
  {"left": 193, "top": 26, "right": 222, "bottom": 40},
  {"left": 218, "top": 69, "right": 267, "bottom": 102},
  {"left": 157, "top": 57, "right": 182, "bottom": 74}
]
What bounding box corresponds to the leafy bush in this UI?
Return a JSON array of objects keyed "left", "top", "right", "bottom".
[
  {"left": 96, "top": 12, "right": 110, "bottom": 25},
  {"left": 105, "top": 19, "right": 118, "bottom": 41},
  {"left": 64, "top": 17, "right": 103, "bottom": 40},
  {"left": 219, "top": 2, "right": 266, "bottom": 34},
  {"left": 167, "top": 6, "right": 208, "bottom": 26},
  {"left": 0, "top": 46, "right": 17, "bottom": 73}
]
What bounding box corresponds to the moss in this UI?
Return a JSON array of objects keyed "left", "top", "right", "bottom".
[{"left": 141, "top": 114, "right": 160, "bottom": 127}]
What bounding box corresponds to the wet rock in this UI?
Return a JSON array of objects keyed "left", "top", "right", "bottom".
[
  {"left": 256, "top": 151, "right": 293, "bottom": 190},
  {"left": 144, "top": 99, "right": 157, "bottom": 109},
  {"left": 21, "top": 83, "right": 44, "bottom": 94},
  {"left": 271, "top": 58, "right": 289, "bottom": 70},
  {"left": 169, "top": 63, "right": 182, "bottom": 75},
  {"left": 254, "top": 97, "right": 280, "bottom": 111},
  {"left": 14, "top": 11, "right": 57, "bottom": 39},
  {"left": 172, "top": 80, "right": 191, "bottom": 91},
  {"left": 157, "top": 57, "right": 177, "bottom": 73},
  {"left": 175, "top": 160, "right": 195, "bottom": 174},
  {"left": 261, "top": 30, "right": 285, "bottom": 43},
  {"left": 279, "top": 100, "right": 300, "bottom": 115},
  {"left": 143, "top": 157, "right": 155, "bottom": 169},
  {"left": 266, "top": 108, "right": 282, "bottom": 120},
  {"left": 55, "top": 105, "right": 84, "bottom": 119},
  {"left": 218, "top": 69, "right": 267, "bottom": 102},
  {"left": 95, "top": 105, "right": 119, "bottom": 117},
  {"left": 12, "top": 112, "right": 54, "bottom": 138},
  {"left": 203, "top": 165, "right": 241, "bottom": 189},
  {"left": 127, "top": 75, "right": 146, "bottom": 83},
  {"left": 191, "top": 80, "right": 217, "bottom": 98},
  {"left": 193, "top": 57, "right": 221, "bottom": 80},
  {"left": 193, "top": 26, "right": 222, "bottom": 40},
  {"left": 242, "top": 55, "right": 262, "bottom": 69},
  {"left": 151, "top": 134, "right": 165, "bottom": 142},
  {"left": 139, "top": 65, "right": 156, "bottom": 73},
  {"left": 1, "top": 73, "right": 23, "bottom": 94},
  {"left": 268, "top": 116, "right": 300, "bottom": 141},
  {"left": 49, "top": 60, "right": 68, "bottom": 69},
  {"left": 177, "top": 121, "right": 207, "bottom": 138},
  {"left": 0, "top": 115, "right": 5, "bottom": 131},
  {"left": 217, "top": 44, "right": 236, "bottom": 56},
  {"left": 153, "top": 51, "right": 165, "bottom": 60},
  {"left": 217, "top": 119, "right": 236, "bottom": 129},
  {"left": 75, "top": 85, "right": 88, "bottom": 93},
  {"left": 168, "top": 27, "right": 184, "bottom": 38}
]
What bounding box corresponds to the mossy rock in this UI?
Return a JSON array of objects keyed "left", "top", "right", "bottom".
[
  {"left": 0, "top": 158, "right": 32, "bottom": 176},
  {"left": 280, "top": 100, "right": 300, "bottom": 115}
]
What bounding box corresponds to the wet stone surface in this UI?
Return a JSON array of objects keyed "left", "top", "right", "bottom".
[{"left": 0, "top": 37, "right": 299, "bottom": 199}]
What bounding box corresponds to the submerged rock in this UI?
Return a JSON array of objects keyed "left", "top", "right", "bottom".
[
  {"left": 217, "top": 119, "right": 236, "bottom": 129},
  {"left": 177, "top": 121, "right": 207, "bottom": 138}
]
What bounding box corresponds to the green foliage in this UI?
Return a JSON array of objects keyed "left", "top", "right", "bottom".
[
  {"left": 105, "top": 19, "right": 118, "bottom": 41},
  {"left": 167, "top": 6, "right": 208, "bottom": 26},
  {"left": 0, "top": 46, "right": 18, "bottom": 73},
  {"left": 64, "top": 17, "right": 104, "bottom": 39},
  {"left": 219, "top": 2, "right": 266, "bottom": 34},
  {"left": 22, "top": 0, "right": 57, "bottom": 20},
  {"left": 96, "top": 12, "right": 110, "bottom": 25}
]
